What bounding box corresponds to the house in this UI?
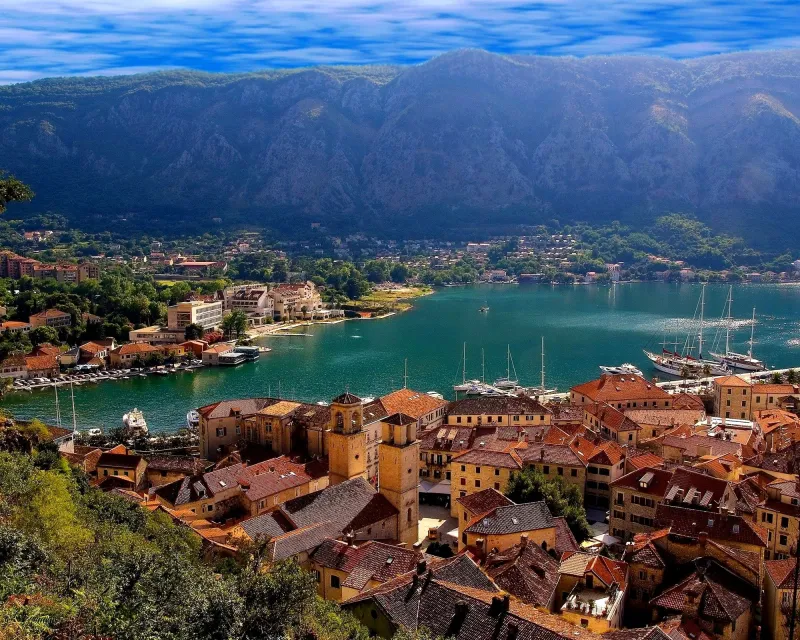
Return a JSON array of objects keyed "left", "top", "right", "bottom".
[
  {"left": 583, "top": 403, "right": 642, "bottom": 445},
  {"left": 0, "top": 353, "right": 27, "bottom": 379},
  {"left": 96, "top": 449, "right": 147, "bottom": 489},
  {"left": 649, "top": 559, "right": 756, "bottom": 640},
  {"left": 481, "top": 533, "right": 560, "bottom": 608},
  {"left": 24, "top": 354, "right": 59, "bottom": 379},
  {"left": 128, "top": 325, "right": 185, "bottom": 344},
  {"left": 309, "top": 538, "right": 422, "bottom": 601},
  {"left": 419, "top": 425, "right": 474, "bottom": 482},
  {"left": 143, "top": 455, "right": 212, "bottom": 488},
  {"left": 454, "top": 488, "right": 513, "bottom": 539},
  {"left": 223, "top": 284, "right": 274, "bottom": 324},
  {"left": 109, "top": 342, "right": 161, "bottom": 368},
  {"left": 556, "top": 552, "right": 628, "bottom": 632},
  {"left": 570, "top": 375, "right": 672, "bottom": 411},
  {"left": 270, "top": 281, "right": 323, "bottom": 320},
  {"left": 461, "top": 501, "right": 555, "bottom": 553},
  {"left": 609, "top": 467, "right": 673, "bottom": 541},
  {"left": 344, "top": 554, "right": 603, "bottom": 640},
  {"left": 756, "top": 409, "right": 800, "bottom": 453},
  {"left": 367, "top": 388, "right": 448, "bottom": 431},
  {"left": 755, "top": 478, "right": 800, "bottom": 560},
  {"left": 0, "top": 320, "right": 31, "bottom": 334},
  {"left": 450, "top": 448, "right": 522, "bottom": 515},
  {"left": 516, "top": 443, "right": 586, "bottom": 494},
  {"left": 29, "top": 308, "right": 71, "bottom": 329},
  {"left": 625, "top": 407, "right": 706, "bottom": 441},
  {"left": 570, "top": 437, "right": 627, "bottom": 509},
  {"left": 764, "top": 558, "right": 798, "bottom": 640},
  {"left": 201, "top": 342, "right": 235, "bottom": 366},
  {"left": 443, "top": 395, "right": 552, "bottom": 428}
]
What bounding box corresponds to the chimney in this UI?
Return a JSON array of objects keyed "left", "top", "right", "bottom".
[
  {"left": 507, "top": 622, "right": 519, "bottom": 640},
  {"left": 454, "top": 600, "right": 469, "bottom": 620},
  {"left": 346, "top": 532, "right": 355, "bottom": 547},
  {"left": 424, "top": 569, "right": 434, "bottom": 588},
  {"left": 698, "top": 531, "right": 708, "bottom": 547},
  {"left": 520, "top": 533, "right": 529, "bottom": 548},
  {"left": 503, "top": 594, "right": 510, "bottom": 611},
  {"left": 416, "top": 559, "right": 427, "bottom": 575},
  {"left": 540, "top": 448, "right": 545, "bottom": 461},
  {"left": 412, "top": 574, "right": 419, "bottom": 589},
  {"left": 475, "top": 538, "right": 485, "bottom": 560}
]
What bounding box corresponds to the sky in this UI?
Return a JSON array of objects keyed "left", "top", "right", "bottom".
[{"left": 1, "top": 0, "right": 799, "bottom": 84}]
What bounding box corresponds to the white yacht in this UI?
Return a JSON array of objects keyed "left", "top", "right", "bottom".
[
  {"left": 123, "top": 408, "right": 149, "bottom": 437},
  {"left": 186, "top": 410, "right": 200, "bottom": 429},
  {"left": 494, "top": 345, "right": 520, "bottom": 390},
  {"left": 599, "top": 363, "right": 643, "bottom": 376}
]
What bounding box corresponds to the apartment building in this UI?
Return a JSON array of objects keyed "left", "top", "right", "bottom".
[
  {"left": 167, "top": 300, "right": 223, "bottom": 331},
  {"left": 29, "top": 309, "right": 71, "bottom": 329}
]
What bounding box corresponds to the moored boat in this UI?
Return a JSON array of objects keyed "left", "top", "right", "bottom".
[
  {"left": 123, "top": 408, "right": 148, "bottom": 437},
  {"left": 600, "top": 363, "right": 643, "bottom": 377}
]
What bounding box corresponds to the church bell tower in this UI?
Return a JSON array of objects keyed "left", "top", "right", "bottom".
[
  {"left": 379, "top": 413, "right": 420, "bottom": 546},
  {"left": 327, "top": 392, "right": 367, "bottom": 486}
]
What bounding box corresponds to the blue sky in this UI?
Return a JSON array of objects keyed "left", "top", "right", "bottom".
[{"left": 1, "top": 0, "right": 799, "bottom": 84}]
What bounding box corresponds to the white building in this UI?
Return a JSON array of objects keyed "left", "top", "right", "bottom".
[{"left": 167, "top": 300, "right": 224, "bottom": 332}]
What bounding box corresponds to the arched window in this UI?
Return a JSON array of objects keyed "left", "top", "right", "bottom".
[
  {"left": 407, "top": 507, "right": 413, "bottom": 523},
  {"left": 335, "top": 412, "right": 344, "bottom": 429}
]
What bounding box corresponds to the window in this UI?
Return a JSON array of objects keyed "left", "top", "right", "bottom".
[
  {"left": 615, "top": 493, "right": 625, "bottom": 505},
  {"left": 580, "top": 619, "right": 589, "bottom": 628},
  {"left": 475, "top": 466, "right": 481, "bottom": 474},
  {"left": 599, "top": 468, "right": 610, "bottom": 476},
  {"left": 103, "top": 469, "right": 108, "bottom": 476},
  {"left": 461, "top": 465, "right": 466, "bottom": 472},
  {"left": 475, "top": 480, "right": 481, "bottom": 488},
  {"left": 460, "top": 491, "right": 466, "bottom": 498},
  {"left": 639, "top": 570, "right": 646, "bottom": 580},
  {"left": 330, "top": 575, "right": 340, "bottom": 589},
  {"left": 462, "top": 532, "right": 467, "bottom": 544},
  {"left": 460, "top": 478, "right": 466, "bottom": 486},
  {"left": 613, "top": 510, "right": 625, "bottom": 521},
  {"left": 457, "top": 417, "right": 462, "bottom": 424},
  {"left": 780, "top": 534, "right": 788, "bottom": 546},
  {"left": 558, "top": 467, "right": 563, "bottom": 476},
  {"left": 446, "top": 471, "right": 451, "bottom": 480},
  {"left": 588, "top": 466, "right": 598, "bottom": 475},
  {"left": 495, "top": 483, "right": 500, "bottom": 490},
  {"left": 495, "top": 468, "right": 500, "bottom": 476},
  {"left": 741, "top": 401, "right": 746, "bottom": 408},
  {"left": 628, "top": 433, "right": 633, "bottom": 441},
  {"left": 113, "top": 470, "right": 118, "bottom": 476},
  {"left": 756, "top": 396, "right": 761, "bottom": 403},
  {"left": 543, "top": 466, "right": 550, "bottom": 474},
  {"left": 782, "top": 517, "right": 789, "bottom": 529},
  {"left": 571, "top": 469, "right": 578, "bottom": 477},
  {"left": 585, "top": 575, "right": 593, "bottom": 588},
  {"left": 216, "top": 427, "right": 226, "bottom": 437},
  {"left": 762, "top": 512, "right": 774, "bottom": 524},
  {"left": 315, "top": 570, "right": 321, "bottom": 582}
]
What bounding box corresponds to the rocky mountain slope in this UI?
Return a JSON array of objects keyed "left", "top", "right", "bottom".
[{"left": 1, "top": 49, "right": 799, "bottom": 240}]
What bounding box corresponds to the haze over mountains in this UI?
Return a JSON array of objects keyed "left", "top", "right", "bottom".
[{"left": 1, "top": 49, "right": 799, "bottom": 242}]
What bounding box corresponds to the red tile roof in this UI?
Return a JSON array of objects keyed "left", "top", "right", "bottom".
[
  {"left": 627, "top": 452, "right": 665, "bottom": 470},
  {"left": 571, "top": 374, "right": 670, "bottom": 402},
  {"left": 378, "top": 388, "right": 447, "bottom": 420},
  {"left": 766, "top": 558, "right": 798, "bottom": 589},
  {"left": 455, "top": 487, "right": 513, "bottom": 517},
  {"left": 585, "top": 403, "right": 641, "bottom": 432}
]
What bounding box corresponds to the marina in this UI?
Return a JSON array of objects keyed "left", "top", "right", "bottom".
[{"left": 3, "top": 282, "right": 800, "bottom": 433}]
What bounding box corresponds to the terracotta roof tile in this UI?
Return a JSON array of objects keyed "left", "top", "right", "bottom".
[
  {"left": 571, "top": 374, "right": 670, "bottom": 403},
  {"left": 379, "top": 388, "right": 448, "bottom": 420},
  {"left": 456, "top": 488, "right": 514, "bottom": 517}
]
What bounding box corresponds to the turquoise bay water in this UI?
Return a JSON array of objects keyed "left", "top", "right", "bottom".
[{"left": 4, "top": 283, "right": 800, "bottom": 433}]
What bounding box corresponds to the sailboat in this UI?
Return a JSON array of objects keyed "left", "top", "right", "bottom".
[
  {"left": 643, "top": 284, "right": 730, "bottom": 378},
  {"left": 526, "top": 336, "right": 557, "bottom": 396},
  {"left": 453, "top": 343, "right": 481, "bottom": 393},
  {"left": 494, "top": 345, "right": 519, "bottom": 389},
  {"left": 709, "top": 291, "right": 765, "bottom": 372}
]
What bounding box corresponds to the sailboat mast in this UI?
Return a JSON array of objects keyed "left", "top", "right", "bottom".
[
  {"left": 53, "top": 383, "right": 61, "bottom": 428},
  {"left": 541, "top": 337, "right": 547, "bottom": 390},
  {"left": 749, "top": 308, "right": 756, "bottom": 358},
  {"left": 462, "top": 342, "right": 466, "bottom": 384},
  {"left": 725, "top": 286, "right": 733, "bottom": 355},
  {"left": 403, "top": 358, "right": 408, "bottom": 389},
  {"left": 506, "top": 345, "right": 511, "bottom": 380},
  {"left": 70, "top": 382, "right": 77, "bottom": 433},
  {"left": 481, "top": 349, "right": 485, "bottom": 384},
  {"left": 698, "top": 284, "right": 706, "bottom": 358}
]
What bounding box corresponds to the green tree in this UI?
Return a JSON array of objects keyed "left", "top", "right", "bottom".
[
  {"left": 28, "top": 326, "right": 60, "bottom": 348},
  {"left": 184, "top": 323, "right": 204, "bottom": 341},
  {"left": 390, "top": 263, "right": 410, "bottom": 283},
  {"left": 0, "top": 172, "right": 34, "bottom": 214},
  {"left": 505, "top": 467, "right": 592, "bottom": 541},
  {"left": 221, "top": 310, "right": 248, "bottom": 340}
]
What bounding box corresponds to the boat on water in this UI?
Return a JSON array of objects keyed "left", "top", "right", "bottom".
[
  {"left": 494, "top": 345, "right": 519, "bottom": 389},
  {"left": 87, "top": 428, "right": 102, "bottom": 437},
  {"left": 600, "top": 363, "right": 643, "bottom": 376},
  {"left": 123, "top": 408, "right": 149, "bottom": 437},
  {"left": 453, "top": 343, "right": 482, "bottom": 393},
  {"left": 479, "top": 303, "right": 489, "bottom": 313},
  {"left": 523, "top": 336, "right": 557, "bottom": 396},
  {"left": 708, "top": 288, "right": 766, "bottom": 372},
  {"left": 426, "top": 391, "right": 444, "bottom": 400},
  {"left": 643, "top": 284, "right": 730, "bottom": 378},
  {"left": 186, "top": 410, "right": 200, "bottom": 429}
]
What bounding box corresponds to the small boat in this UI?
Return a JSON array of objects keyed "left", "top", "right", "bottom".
[
  {"left": 186, "top": 410, "right": 200, "bottom": 429},
  {"left": 87, "top": 428, "right": 102, "bottom": 437},
  {"left": 479, "top": 306, "right": 489, "bottom": 313},
  {"left": 600, "top": 363, "right": 644, "bottom": 377},
  {"left": 122, "top": 408, "right": 149, "bottom": 437},
  {"left": 426, "top": 391, "right": 444, "bottom": 400}
]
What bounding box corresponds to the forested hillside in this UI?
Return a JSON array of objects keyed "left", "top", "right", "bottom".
[{"left": 1, "top": 49, "right": 800, "bottom": 244}]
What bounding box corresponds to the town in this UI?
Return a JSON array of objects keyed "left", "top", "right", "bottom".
[{"left": 12, "top": 366, "right": 800, "bottom": 640}]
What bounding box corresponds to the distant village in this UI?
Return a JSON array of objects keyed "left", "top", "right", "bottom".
[{"left": 32, "top": 368, "right": 800, "bottom": 640}]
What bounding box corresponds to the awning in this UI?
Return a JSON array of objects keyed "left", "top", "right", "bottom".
[{"left": 419, "top": 480, "right": 451, "bottom": 495}]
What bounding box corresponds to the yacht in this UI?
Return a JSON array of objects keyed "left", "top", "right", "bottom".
[
  {"left": 708, "top": 288, "right": 766, "bottom": 372},
  {"left": 122, "top": 408, "right": 149, "bottom": 437},
  {"left": 186, "top": 410, "right": 200, "bottom": 429},
  {"left": 523, "top": 336, "right": 557, "bottom": 396},
  {"left": 426, "top": 391, "right": 444, "bottom": 400},
  {"left": 599, "top": 363, "right": 643, "bottom": 376},
  {"left": 453, "top": 343, "right": 481, "bottom": 393}
]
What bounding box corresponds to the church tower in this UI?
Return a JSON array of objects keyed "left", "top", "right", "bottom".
[
  {"left": 379, "top": 413, "right": 420, "bottom": 546},
  {"left": 328, "top": 392, "right": 367, "bottom": 486}
]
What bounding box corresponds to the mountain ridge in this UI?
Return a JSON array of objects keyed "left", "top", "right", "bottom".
[{"left": 1, "top": 49, "right": 799, "bottom": 243}]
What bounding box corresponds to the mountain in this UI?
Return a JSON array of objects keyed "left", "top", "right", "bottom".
[{"left": 1, "top": 49, "right": 800, "bottom": 242}]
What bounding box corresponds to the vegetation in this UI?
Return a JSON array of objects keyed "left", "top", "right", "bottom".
[
  {"left": 0, "top": 422, "right": 383, "bottom": 640},
  {"left": 505, "top": 467, "right": 592, "bottom": 542},
  {"left": 0, "top": 171, "right": 34, "bottom": 215}
]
